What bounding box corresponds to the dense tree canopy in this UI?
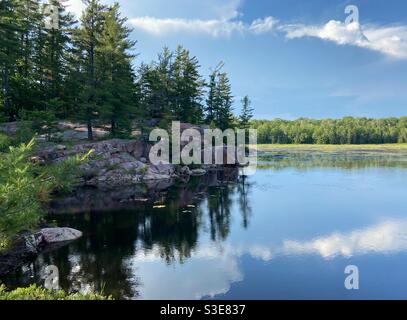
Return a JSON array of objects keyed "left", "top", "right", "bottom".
[
  {"left": 0, "top": 0, "right": 247, "bottom": 138},
  {"left": 252, "top": 117, "right": 407, "bottom": 144}
]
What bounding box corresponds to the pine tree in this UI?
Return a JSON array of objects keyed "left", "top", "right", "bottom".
[
  {"left": 136, "top": 48, "right": 174, "bottom": 126},
  {"left": 206, "top": 62, "right": 224, "bottom": 126},
  {"left": 172, "top": 46, "right": 204, "bottom": 124},
  {"left": 206, "top": 70, "right": 217, "bottom": 126},
  {"left": 137, "top": 46, "right": 205, "bottom": 126},
  {"left": 0, "top": 0, "right": 21, "bottom": 120},
  {"left": 64, "top": 26, "right": 84, "bottom": 119},
  {"left": 75, "top": 0, "right": 106, "bottom": 140},
  {"left": 155, "top": 47, "right": 175, "bottom": 125},
  {"left": 239, "top": 95, "right": 254, "bottom": 129},
  {"left": 10, "top": 0, "right": 45, "bottom": 117},
  {"left": 97, "top": 3, "right": 136, "bottom": 136},
  {"left": 1, "top": 0, "right": 242, "bottom": 136},
  {"left": 216, "top": 72, "right": 234, "bottom": 130},
  {"left": 205, "top": 64, "right": 234, "bottom": 130},
  {"left": 33, "top": 0, "right": 75, "bottom": 118},
  {"left": 16, "top": 0, "right": 42, "bottom": 78}
]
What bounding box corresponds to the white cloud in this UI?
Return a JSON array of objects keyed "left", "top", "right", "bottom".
[
  {"left": 363, "top": 25, "right": 407, "bottom": 59},
  {"left": 61, "top": 0, "right": 86, "bottom": 18},
  {"left": 129, "top": 16, "right": 278, "bottom": 38},
  {"left": 129, "top": 17, "right": 245, "bottom": 37},
  {"left": 281, "top": 20, "right": 407, "bottom": 59},
  {"left": 249, "top": 17, "right": 278, "bottom": 35},
  {"left": 61, "top": 1, "right": 407, "bottom": 59},
  {"left": 211, "top": 0, "right": 242, "bottom": 20},
  {"left": 124, "top": 244, "right": 244, "bottom": 299},
  {"left": 283, "top": 219, "right": 407, "bottom": 259}
]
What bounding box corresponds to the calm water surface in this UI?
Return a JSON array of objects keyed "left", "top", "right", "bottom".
[{"left": 4, "top": 151, "right": 407, "bottom": 300}]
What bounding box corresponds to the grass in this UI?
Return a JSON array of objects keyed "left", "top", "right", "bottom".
[{"left": 253, "top": 144, "right": 407, "bottom": 152}]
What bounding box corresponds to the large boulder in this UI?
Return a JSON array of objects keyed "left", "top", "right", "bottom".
[
  {"left": 0, "top": 228, "right": 82, "bottom": 277},
  {"left": 40, "top": 228, "right": 83, "bottom": 244},
  {"left": 144, "top": 163, "right": 176, "bottom": 180}
]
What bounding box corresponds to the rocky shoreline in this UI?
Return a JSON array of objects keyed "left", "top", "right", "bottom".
[
  {"left": 1, "top": 135, "right": 240, "bottom": 277},
  {"left": 0, "top": 166, "right": 238, "bottom": 277},
  {"left": 0, "top": 228, "right": 83, "bottom": 277},
  {"left": 35, "top": 138, "right": 223, "bottom": 189}
]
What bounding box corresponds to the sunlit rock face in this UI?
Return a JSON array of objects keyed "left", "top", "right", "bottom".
[{"left": 36, "top": 139, "right": 149, "bottom": 163}]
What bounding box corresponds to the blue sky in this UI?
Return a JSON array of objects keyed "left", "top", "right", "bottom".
[{"left": 65, "top": 0, "right": 407, "bottom": 119}]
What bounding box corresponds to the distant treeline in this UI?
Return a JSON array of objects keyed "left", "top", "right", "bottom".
[{"left": 252, "top": 117, "right": 407, "bottom": 144}]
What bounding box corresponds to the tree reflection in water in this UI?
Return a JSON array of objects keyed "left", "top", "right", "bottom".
[{"left": 3, "top": 168, "right": 253, "bottom": 299}]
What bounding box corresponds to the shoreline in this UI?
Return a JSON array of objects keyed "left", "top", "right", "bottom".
[
  {"left": 254, "top": 144, "right": 407, "bottom": 153},
  {"left": 0, "top": 167, "right": 240, "bottom": 278}
]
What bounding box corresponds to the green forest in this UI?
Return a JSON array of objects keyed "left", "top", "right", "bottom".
[
  {"left": 2, "top": 1, "right": 406, "bottom": 146},
  {"left": 0, "top": 0, "right": 252, "bottom": 140},
  {"left": 253, "top": 117, "right": 407, "bottom": 145},
  {"left": 0, "top": 0, "right": 254, "bottom": 256}
]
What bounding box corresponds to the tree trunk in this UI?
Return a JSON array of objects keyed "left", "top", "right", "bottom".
[
  {"left": 87, "top": 36, "right": 95, "bottom": 141},
  {"left": 111, "top": 119, "right": 116, "bottom": 136},
  {"left": 87, "top": 117, "right": 93, "bottom": 140},
  {"left": 2, "top": 65, "right": 12, "bottom": 121}
]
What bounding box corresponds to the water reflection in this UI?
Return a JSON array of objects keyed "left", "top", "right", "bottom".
[
  {"left": 283, "top": 219, "right": 407, "bottom": 259},
  {"left": 259, "top": 151, "right": 407, "bottom": 170},
  {"left": 3, "top": 152, "right": 407, "bottom": 299},
  {"left": 3, "top": 169, "right": 253, "bottom": 299},
  {"left": 125, "top": 217, "right": 407, "bottom": 298}
]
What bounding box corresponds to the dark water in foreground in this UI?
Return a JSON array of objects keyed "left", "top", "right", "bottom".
[{"left": 4, "top": 151, "right": 407, "bottom": 300}]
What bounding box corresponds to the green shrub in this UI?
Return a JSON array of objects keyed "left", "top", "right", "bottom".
[
  {"left": 0, "top": 139, "right": 43, "bottom": 249},
  {"left": 29, "top": 110, "right": 59, "bottom": 142},
  {"left": 0, "top": 133, "right": 10, "bottom": 152},
  {"left": 0, "top": 139, "right": 93, "bottom": 250},
  {"left": 0, "top": 284, "right": 111, "bottom": 300},
  {"left": 13, "top": 121, "right": 36, "bottom": 145}
]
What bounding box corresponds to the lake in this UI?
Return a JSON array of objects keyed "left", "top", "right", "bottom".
[{"left": 4, "top": 151, "right": 407, "bottom": 300}]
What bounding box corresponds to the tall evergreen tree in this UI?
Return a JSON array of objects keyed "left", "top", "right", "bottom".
[
  {"left": 155, "top": 47, "right": 175, "bottom": 124},
  {"left": 75, "top": 0, "right": 106, "bottom": 140},
  {"left": 136, "top": 48, "right": 174, "bottom": 125},
  {"left": 206, "top": 62, "right": 225, "bottom": 126},
  {"left": 16, "top": 0, "right": 42, "bottom": 77},
  {"left": 0, "top": 0, "right": 243, "bottom": 136},
  {"left": 64, "top": 25, "right": 84, "bottom": 119},
  {"left": 97, "top": 3, "right": 136, "bottom": 136},
  {"left": 215, "top": 72, "right": 234, "bottom": 130},
  {"left": 239, "top": 95, "right": 254, "bottom": 129},
  {"left": 33, "top": 1, "right": 75, "bottom": 117},
  {"left": 11, "top": 0, "right": 44, "bottom": 117},
  {"left": 0, "top": 0, "right": 21, "bottom": 120},
  {"left": 206, "top": 69, "right": 217, "bottom": 126},
  {"left": 172, "top": 46, "right": 204, "bottom": 124},
  {"left": 205, "top": 64, "right": 234, "bottom": 130}
]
